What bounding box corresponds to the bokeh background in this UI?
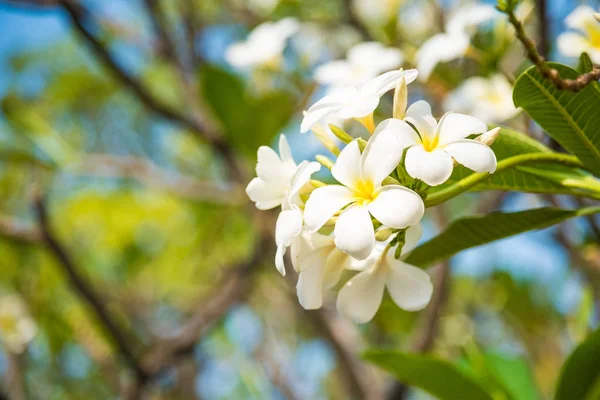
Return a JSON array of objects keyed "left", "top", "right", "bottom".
[{"left": 0, "top": 0, "right": 599, "bottom": 399}]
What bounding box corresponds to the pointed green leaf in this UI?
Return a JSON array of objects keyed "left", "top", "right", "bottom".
[
  {"left": 513, "top": 63, "right": 600, "bottom": 175},
  {"left": 577, "top": 53, "right": 595, "bottom": 74},
  {"left": 404, "top": 207, "right": 600, "bottom": 268},
  {"left": 364, "top": 350, "right": 493, "bottom": 400},
  {"left": 555, "top": 328, "right": 600, "bottom": 400}
]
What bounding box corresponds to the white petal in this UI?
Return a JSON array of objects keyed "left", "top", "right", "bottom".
[
  {"left": 337, "top": 93, "right": 379, "bottom": 119},
  {"left": 565, "top": 5, "right": 598, "bottom": 30},
  {"left": 314, "top": 60, "right": 368, "bottom": 87},
  {"left": 323, "top": 249, "right": 350, "bottom": 288},
  {"left": 416, "top": 33, "right": 469, "bottom": 81},
  {"left": 336, "top": 268, "right": 386, "bottom": 323},
  {"left": 405, "top": 145, "right": 454, "bottom": 186},
  {"left": 304, "top": 185, "right": 355, "bottom": 232},
  {"left": 274, "top": 208, "right": 303, "bottom": 275},
  {"left": 288, "top": 161, "right": 322, "bottom": 199},
  {"left": 360, "top": 120, "right": 412, "bottom": 185},
  {"left": 435, "top": 112, "right": 488, "bottom": 146},
  {"left": 444, "top": 139, "right": 497, "bottom": 173},
  {"left": 296, "top": 256, "right": 325, "bottom": 310},
  {"left": 332, "top": 140, "right": 362, "bottom": 189},
  {"left": 447, "top": 4, "right": 497, "bottom": 34},
  {"left": 368, "top": 186, "right": 425, "bottom": 229},
  {"left": 403, "top": 224, "right": 423, "bottom": 255},
  {"left": 348, "top": 42, "right": 404, "bottom": 73},
  {"left": 256, "top": 145, "right": 285, "bottom": 182},
  {"left": 361, "top": 69, "right": 418, "bottom": 97},
  {"left": 334, "top": 204, "right": 375, "bottom": 260},
  {"left": 557, "top": 32, "right": 591, "bottom": 58},
  {"left": 404, "top": 100, "right": 437, "bottom": 141},
  {"left": 278, "top": 134, "right": 296, "bottom": 170},
  {"left": 301, "top": 90, "right": 349, "bottom": 133},
  {"left": 385, "top": 260, "right": 433, "bottom": 311},
  {"left": 245, "top": 177, "right": 285, "bottom": 210}
]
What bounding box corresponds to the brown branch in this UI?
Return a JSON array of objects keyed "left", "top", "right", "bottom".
[
  {"left": 502, "top": 5, "right": 600, "bottom": 92},
  {"left": 34, "top": 195, "right": 148, "bottom": 382},
  {"left": 0, "top": 216, "right": 41, "bottom": 243},
  {"left": 5, "top": 352, "right": 25, "bottom": 400}
]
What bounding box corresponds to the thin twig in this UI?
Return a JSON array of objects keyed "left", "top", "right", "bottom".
[
  {"left": 34, "top": 195, "right": 148, "bottom": 382},
  {"left": 5, "top": 352, "right": 26, "bottom": 400},
  {"left": 501, "top": 4, "right": 600, "bottom": 92}
]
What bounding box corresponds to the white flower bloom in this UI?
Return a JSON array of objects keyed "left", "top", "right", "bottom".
[
  {"left": 557, "top": 6, "right": 600, "bottom": 64},
  {"left": 303, "top": 124, "right": 425, "bottom": 260},
  {"left": 336, "top": 225, "right": 433, "bottom": 323},
  {"left": 245, "top": 135, "right": 321, "bottom": 274},
  {"left": 225, "top": 18, "right": 300, "bottom": 68},
  {"left": 390, "top": 100, "right": 496, "bottom": 186},
  {"left": 443, "top": 74, "right": 519, "bottom": 123},
  {"left": 314, "top": 42, "right": 404, "bottom": 87},
  {"left": 416, "top": 4, "right": 497, "bottom": 80},
  {"left": 0, "top": 295, "right": 37, "bottom": 353},
  {"left": 301, "top": 69, "right": 418, "bottom": 133},
  {"left": 291, "top": 232, "right": 354, "bottom": 310}
]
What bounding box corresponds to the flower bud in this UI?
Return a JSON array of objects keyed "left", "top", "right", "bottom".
[
  {"left": 475, "top": 127, "right": 501, "bottom": 147},
  {"left": 316, "top": 155, "right": 334, "bottom": 169},
  {"left": 328, "top": 124, "right": 353, "bottom": 144},
  {"left": 594, "top": 12, "right": 600, "bottom": 23},
  {"left": 311, "top": 122, "right": 341, "bottom": 156},
  {"left": 393, "top": 76, "right": 407, "bottom": 119},
  {"left": 375, "top": 228, "right": 393, "bottom": 241},
  {"left": 310, "top": 179, "right": 326, "bottom": 188}
]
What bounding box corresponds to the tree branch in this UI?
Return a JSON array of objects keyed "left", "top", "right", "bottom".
[
  {"left": 34, "top": 195, "right": 148, "bottom": 382},
  {"left": 500, "top": 4, "right": 600, "bottom": 92}
]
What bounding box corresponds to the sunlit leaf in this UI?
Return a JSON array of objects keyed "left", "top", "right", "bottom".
[{"left": 405, "top": 207, "right": 600, "bottom": 268}]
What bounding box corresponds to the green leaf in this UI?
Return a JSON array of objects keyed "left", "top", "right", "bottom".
[
  {"left": 364, "top": 350, "right": 493, "bottom": 400},
  {"left": 482, "top": 353, "right": 539, "bottom": 400},
  {"left": 555, "top": 328, "right": 600, "bottom": 400},
  {"left": 441, "top": 127, "right": 591, "bottom": 195},
  {"left": 404, "top": 207, "right": 600, "bottom": 268},
  {"left": 577, "top": 53, "right": 595, "bottom": 74},
  {"left": 199, "top": 65, "right": 296, "bottom": 156},
  {"left": 513, "top": 62, "right": 600, "bottom": 176}
]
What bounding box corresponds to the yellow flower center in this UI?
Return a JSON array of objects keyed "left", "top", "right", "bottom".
[
  {"left": 588, "top": 25, "right": 600, "bottom": 47},
  {"left": 421, "top": 135, "right": 440, "bottom": 152},
  {"left": 352, "top": 179, "right": 377, "bottom": 203}
]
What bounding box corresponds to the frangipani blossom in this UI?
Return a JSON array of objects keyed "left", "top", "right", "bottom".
[
  {"left": 336, "top": 225, "right": 433, "bottom": 323},
  {"left": 225, "top": 18, "right": 299, "bottom": 68},
  {"left": 245, "top": 135, "right": 320, "bottom": 275},
  {"left": 301, "top": 69, "right": 418, "bottom": 133},
  {"left": 303, "top": 124, "right": 425, "bottom": 260},
  {"left": 443, "top": 74, "right": 519, "bottom": 123},
  {"left": 391, "top": 101, "right": 496, "bottom": 186},
  {"left": 416, "top": 4, "right": 497, "bottom": 80},
  {"left": 314, "top": 42, "right": 404, "bottom": 87},
  {"left": 0, "top": 295, "right": 37, "bottom": 353},
  {"left": 291, "top": 232, "right": 353, "bottom": 310},
  {"left": 557, "top": 6, "right": 600, "bottom": 64}
]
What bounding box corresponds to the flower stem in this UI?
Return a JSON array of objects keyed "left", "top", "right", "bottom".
[{"left": 425, "top": 153, "right": 590, "bottom": 207}]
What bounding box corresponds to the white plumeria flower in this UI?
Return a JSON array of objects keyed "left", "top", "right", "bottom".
[
  {"left": 416, "top": 3, "right": 497, "bottom": 80},
  {"left": 0, "top": 294, "right": 37, "bottom": 353},
  {"left": 303, "top": 124, "right": 425, "bottom": 260},
  {"left": 301, "top": 69, "right": 418, "bottom": 133},
  {"left": 314, "top": 42, "right": 404, "bottom": 87},
  {"left": 557, "top": 6, "right": 600, "bottom": 64},
  {"left": 291, "top": 232, "right": 353, "bottom": 310},
  {"left": 225, "top": 18, "right": 299, "bottom": 68},
  {"left": 336, "top": 225, "right": 433, "bottom": 323},
  {"left": 443, "top": 74, "right": 519, "bottom": 123},
  {"left": 245, "top": 135, "right": 321, "bottom": 274},
  {"left": 388, "top": 101, "right": 496, "bottom": 186}
]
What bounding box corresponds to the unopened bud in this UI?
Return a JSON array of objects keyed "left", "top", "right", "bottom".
[
  {"left": 357, "top": 138, "right": 368, "bottom": 151},
  {"left": 393, "top": 76, "right": 407, "bottom": 119},
  {"left": 475, "top": 127, "right": 501, "bottom": 147},
  {"left": 315, "top": 155, "right": 334, "bottom": 170},
  {"left": 375, "top": 228, "right": 393, "bottom": 241},
  {"left": 594, "top": 12, "right": 600, "bottom": 23},
  {"left": 324, "top": 217, "right": 338, "bottom": 227},
  {"left": 310, "top": 179, "right": 326, "bottom": 188},
  {"left": 300, "top": 193, "right": 311, "bottom": 202},
  {"left": 382, "top": 176, "right": 400, "bottom": 185},
  {"left": 311, "top": 124, "right": 340, "bottom": 156},
  {"left": 328, "top": 124, "right": 354, "bottom": 144}
]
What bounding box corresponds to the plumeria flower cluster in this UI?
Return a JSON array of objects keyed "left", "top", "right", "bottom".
[{"left": 246, "top": 68, "right": 499, "bottom": 323}]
